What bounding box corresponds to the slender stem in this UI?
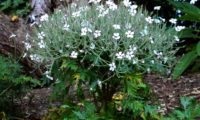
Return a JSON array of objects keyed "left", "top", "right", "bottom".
[
  {"left": 0, "top": 85, "right": 12, "bottom": 96},
  {"left": 102, "top": 73, "right": 115, "bottom": 83}
]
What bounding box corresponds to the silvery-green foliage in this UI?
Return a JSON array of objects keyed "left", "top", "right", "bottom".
[{"left": 29, "top": 0, "right": 179, "bottom": 75}]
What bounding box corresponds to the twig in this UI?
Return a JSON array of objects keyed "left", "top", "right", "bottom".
[{"left": 0, "top": 85, "right": 12, "bottom": 96}]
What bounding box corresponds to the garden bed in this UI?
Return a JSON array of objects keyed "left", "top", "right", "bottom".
[
  {"left": 13, "top": 73, "right": 200, "bottom": 119},
  {"left": 1, "top": 0, "right": 200, "bottom": 119}
]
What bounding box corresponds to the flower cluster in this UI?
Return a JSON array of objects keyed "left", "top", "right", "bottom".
[{"left": 30, "top": 0, "right": 179, "bottom": 75}]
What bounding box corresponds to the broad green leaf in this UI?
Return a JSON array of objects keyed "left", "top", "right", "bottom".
[
  {"left": 172, "top": 50, "right": 198, "bottom": 80},
  {"left": 196, "top": 41, "right": 200, "bottom": 55},
  {"left": 168, "top": 0, "right": 200, "bottom": 22},
  {"left": 179, "top": 29, "right": 200, "bottom": 39}
]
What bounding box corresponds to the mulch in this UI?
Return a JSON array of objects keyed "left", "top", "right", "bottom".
[{"left": 145, "top": 73, "right": 200, "bottom": 114}]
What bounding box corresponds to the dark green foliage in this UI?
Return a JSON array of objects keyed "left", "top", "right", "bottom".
[
  {"left": 48, "top": 57, "right": 161, "bottom": 119},
  {"left": 0, "top": 0, "right": 31, "bottom": 16},
  {"left": 43, "top": 102, "right": 100, "bottom": 120},
  {"left": 0, "top": 55, "right": 40, "bottom": 117},
  {"left": 133, "top": 0, "right": 175, "bottom": 20},
  {"left": 164, "top": 97, "right": 200, "bottom": 120},
  {"left": 169, "top": 1, "right": 200, "bottom": 79}
]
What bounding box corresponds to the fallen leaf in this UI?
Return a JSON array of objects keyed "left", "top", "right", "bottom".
[{"left": 11, "top": 15, "right": 19, "bottom": 22}]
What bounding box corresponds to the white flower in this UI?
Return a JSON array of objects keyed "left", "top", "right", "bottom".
[
  {"left": 38, "top": 32, "right": 45, "bottom": 40},
  {"left": 128, "top": 5, "right": 138, "bottom": 16},
  {"left": 154, "top": 50, "right": 163, "bottom": 58},
  {"left": 38, "top": 40, "right": 45, "bottom": 48},
  {"left": 151, "top": 60, "right": 155, "bottom": 64},
  {"left": 79, "top": 6, "right": 89, "bottom": 12},
  {"left": 46, "top": 75, "right": 53, "bottom": 80},
  {"left": 94, "top": 30, "right": 101, "bottom": 38},
  {"left": 174, "top": 36, "right": 180, "bottom": 42},
  {"left": 24, "top": 42, "right": 31, "bottom": 50},
  {"left": 140, "top": 26, "right": 148, "bottom": 36},
  {"left": 40, "top": 14, "right": 49, "bottom": 22},
  {"left": 72, "top": 11, "right": 81, "bottom": 17},
  {"left": 175, "top": 26, "right": 185, "bottom": 32},
  {"left": 97, "top": 79, "right": 102, "bottom": 88},
  {"left": 105, "top": 0, "right": 113, "bottom": 5},
  {"left": 9, "top": 34, "right": 16, "bottom": 38},
  {"left": 79, "top": 49, "right": 84, "bottom": 53},
  {"left": 147, "top": 68, "right": 151, "bottom": 73},
  {"left": 145, "top": 16, "right": 153, "bottom": 24},
  {"left": 96, "top": 4, "right": 105, "bottom": 11},
  {"left": 112, "top": 33, "right": 120, "bottom": 40},
  {"left": 116, "top": 51, "right": 124, "bottom": 59},
  {"left": 153, "top": 50, "right": 158, "bottom": 55},
  {"left": 132, "top": 58, "right": 138, "bottom": 64},
  {"left": 154, "top": 6, "right": 161, "bottom": 10},
  {"left": 141, "top": 59, "right": 145, "bottom": 63},
  {"left": 30, "top": 54, "right": 42, "bottom": 62},
  {"left": 23, "top": 53, "right": 27, "bottom": 58},
  {"left": 123, "top": 0, "right": 131, "bottom": 7},
  {"left": 109, "top": 62, "right": 116, "bottom": 71},
  {"left": 125, "top": 51, "right": 135, "bottom": 60},
  {"left": 70, "top": 51, "right": 78, "bottom": 58},
  {"left": 149, "top": 37, "right": 154, "bottom": 44},
  {"left": 81, "top": 27, "right": 88, "bottom": 36},
  {"left": 125, "top": 30, "right": 134, "bottom": 38},
  {"left": 25, "top": 33, "right": 30, "bottom": 41},
  {"left": 113, "top": 24, "right": 121, "bottom": 29},
  {"left": 90, "top": 43, "right": 95, "bottom": 49},
  {"left": 130, "top": 5, "right": 138, "bottom": 9},
  {"left": 71, "top": 3, "right": 77, "bottom": 8},
  {"left": 169, "top": 18, "right": 177, "bottom": 24},
  {"left": 163, "top": 57, "right": 168, "bottom": 63},
  {"left": 89, "top": 0, "right": 101, "bottom": 4},
  {"left": 59, "top": 50, "right": 63, "bottom": 53},
  {"left": 190, "top": 0, "right": 198, "bottom": 4},
  {"left": 98, "top": 9, "right": 109, "bottom": 17},
  {"left": 129, "top": 9, "right": 137, "bottom": 16},
  {"left": 129, "top": 45, "right": 137, "bottom": 52},
  {"left": 159, "top": 17, "right": 165, "bottom": 22},
  {"left": 63, "top": 24, "right": 70, "bottom": 31},
  {"left": 125, "top": 23, "right": 132, "bottom": 29},
  {"left": 106, "top": 0, "right": 118, "bottom": 10}
]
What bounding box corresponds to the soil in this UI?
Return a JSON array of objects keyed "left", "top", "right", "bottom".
[{"left": 145, "top": 73, "right": 200, "bottom": 115}]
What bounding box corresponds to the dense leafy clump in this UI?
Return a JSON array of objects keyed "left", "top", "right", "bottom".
[
  {"left": 0, "top": 55, "right": 40, "bottom": 117},
  {"left": 0, "top": 0, "right": 31, "bottom": 16},
  {"left": 169, "top": 1, "right": 200, "bottom": 79},
  {"left": 164, "top": 97, "right": 200, "bottom": 120},
  {"left": 27, "top": 0, "right": 180, "bottom": 119},
  {"left": 29, "top": 0, "right": 179, "bottom": 75}
]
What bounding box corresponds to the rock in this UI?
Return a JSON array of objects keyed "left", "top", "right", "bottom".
[{"left": 0, "top": 13, "right": 44, "bottom": 78}]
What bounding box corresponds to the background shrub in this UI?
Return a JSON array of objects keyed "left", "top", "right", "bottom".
[
  {"left": 0, "top": 0, "right": 31, "bottom": 16},
  {"left": 0, "top": 55, "right": 40, "bottom": 117}
]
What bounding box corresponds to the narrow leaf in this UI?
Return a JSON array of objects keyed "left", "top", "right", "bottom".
[
  {"left": 168, "top": 0, "right": 200, "bottom": 22},
  {"left": 196, "top": 41, "right": 200, "bottom": 56},
  {"left": 179, "top": 29, "right": 200, "bottom": 39},
  {"left": 172, "top": 50, "right": 198, "bottom": 80}
]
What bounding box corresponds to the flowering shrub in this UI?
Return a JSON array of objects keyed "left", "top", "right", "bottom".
[
  {"left": 29, "top": 0, "right": 179, "bottom": 119},
  {"left": 30, "top": 0, "right": 178, "bottom": 75}
]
